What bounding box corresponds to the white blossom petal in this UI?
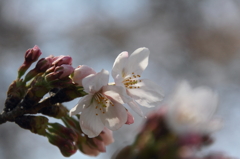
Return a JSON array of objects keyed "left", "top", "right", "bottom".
[
  {"left": 192, "top": 87, "right": 218, "bottom": 119},
  {"left": 69, "top": 95, "right": 93, "bottom": 116},
  {"left": 126, "top": 47, "right": 149, "bottom": 76},
  {"left": 102, "top": 101, "right": 127, "bottom": 130},
  {"left": 127, "top": 79, "right": 164, "bottom": 108},
  {"left": 111, "top": 51, "right": 129, "bottom": 80},
  {"left": 80, "top": 103, "right": 105, "bottom": 138},
  {"left": 128, "top": 100, "right": 144, "bottom": 117},
  {"left": 82, "top": 69, "right": 109, "bottom": 94},
  {"left": 102, "top": 85, "right": 132, "bottom": 104}
]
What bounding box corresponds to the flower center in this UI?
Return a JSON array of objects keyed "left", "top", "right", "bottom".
[
  {"left": 177, "top": 109, "right": 199, "bottom": 124},
  {"left": 123, "top": 72, "right": 142, "bottom": 89},
  {"left": 94, "top": 92, "right": 114, "bottom": 116}
]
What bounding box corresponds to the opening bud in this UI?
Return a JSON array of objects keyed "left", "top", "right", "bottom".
[
  {"left": 45, "top": 65, "right": 74, "bottom": 82},
  {"left": 71, "top": 65, "right": 96, "bottom": 86},
  {"left": 52, "top": 55, "right": 72, "bottom": 66}
]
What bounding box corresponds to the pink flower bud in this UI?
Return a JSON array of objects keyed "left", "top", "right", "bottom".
[
  {"left": 52, "top": 55, "right": 72, "bottom": 66},
  {"left": 100, "top": 127, "right": 114, "bottom": 145},
  {"left": 25, "top": 45, "right": 42, "bottom": 63},
  {"left": 45, "top": 65, "right": 74, "bottom": 81},
  {"left": 72, "top": 65, "right": 96, "bottom": 86},
  {"left": 81, "top": 144, "right": 100, "bottom": 156},
  {"left": 35, "top": 55, "right": 54, "bottom": 72},
  {"left": 56, "top": 64, "right": 74, "bottom": 79},
  {"left": 18, "top": 45, "right": 42, "bottom": 78},
  {"left": 92, "top": 138, "right": 106, "bottom": 152},
  {"left": 47, "top": 134, "right": 77, "bottom": 157},
  {"left": 125, "top": 110, "right": 134, "bottom": 125}
]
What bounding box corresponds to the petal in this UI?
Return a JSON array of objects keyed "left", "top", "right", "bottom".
[
  {"left": 102, "top": 101, "right": 127, "bottom": 131},
  {"left": 111, "top": 51, "right": 129, "bottom": 80},
  {"left": 102, "top": 85, "right": 132, "bottom": 104},
  {"left": 127, "top": 100, "right": 144, "bottom": 117},
  {"left": 69, "top": 95, "right": 93, "bottom": 116},
  {"left": 126, "top": 47, "right": 149, "bottom": 76},
  {"left": 127, "top": 79, "right": 164, "bottom": 108},
  {"left": 80, "top": 103, "right": 105, "bottom": 138},
  {"left": 192, "top": 87, "right": 218, "bottom": 119},
  {"left": 82, "top": 69, "right": 109, "bottom": 94},
  {"left": 204, "top": 118, "right": 223, "bottom": 133}
]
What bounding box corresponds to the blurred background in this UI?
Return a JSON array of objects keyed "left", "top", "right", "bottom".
[{"left": 0, "top": 0, "right": 240, "bottom": 158}]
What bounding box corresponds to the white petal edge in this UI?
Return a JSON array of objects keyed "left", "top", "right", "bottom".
[
  {"left": 112, "top": 51, "right": 129, "bottom": 80},
  {"left": 102, "top": 101, "right": 127, "bottom": 130},
  {"left": 80, "top": 103, "right": 105, "bottom": 138},
  {"left": 126, "top": 47, "right": 149, "bottom": 76},
  {"left": 127, "top": 100, "right": 144, "bottom": 117},
  {"left": 69, "top": 95, "right": 93, "bottom": 116},
  {"left": 127, "top": 79, "right": 164, "bottom": 108}
]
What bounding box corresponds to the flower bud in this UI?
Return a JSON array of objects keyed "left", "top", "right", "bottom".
[
  {"left": 15, "top": 115, "right": 48, "bottom": 136},
  {"left": 100, "top": 127, "right": 114, "bottom": 145},
  {"left": 72, "top": 65, "right": 96, "bottom": 86},
  {"left": 178, "top": 133, "right": 203, "bottom": 147},
  {"left": 24, "top": 45, "right": 42, "bottom": 63},
  {"left": 62, "top": 116, "right": 80, "bottom": 130},
  {"left": 18, "top": 45, "right": 42, "bottom": 78},
  {"left": 92, "top": 138, "right": 106, "bottom": 152},
  {"left": 48, "top": 123, "right": 78, "bottom": 142},
  {"left": 24, "top": 56, "right": 54, "bottom": 82},
  {"left": 47, "top": 133, "right": 77, "bottom": 157},
  {"left": 45, "top": 65, "right": 74, "bottom": 82},
  {"left": 35, "top": 55, "right": 54, "bottom": 72},
  {"left": 52, "top": 55, "right": 72, "bottom": 66},
  {"left": 81, "top": 144, "right": 100, "bottom": 156},
  {"left": 125, "top": 110, "right": 134, "bottom": 125}
]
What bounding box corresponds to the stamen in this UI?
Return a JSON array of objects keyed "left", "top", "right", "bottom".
[{"left": 122, "top": 72, "right": 142, "bottom": 89}]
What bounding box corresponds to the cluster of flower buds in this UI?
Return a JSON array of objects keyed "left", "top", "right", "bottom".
[{"left": 3, "top": 45, "right": 77, "bottom": 112}]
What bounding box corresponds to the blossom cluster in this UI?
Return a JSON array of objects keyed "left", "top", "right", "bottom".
[
  {"left": 70, "top": 47, "right": 164, "bottom": 138},
  {"left": 1, "top": 45, "right": 233, "bottom": 158}
]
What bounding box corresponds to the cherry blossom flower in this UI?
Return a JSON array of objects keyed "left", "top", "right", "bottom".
[
  {"left": 70, "top": 69, "right": 131, "bottom": 138},
  {"left": 166, "top": 81, "right": 222, "bottom": 135},
  {"left": 111, "top": 47, "right": 164, "bottom": 116}
]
